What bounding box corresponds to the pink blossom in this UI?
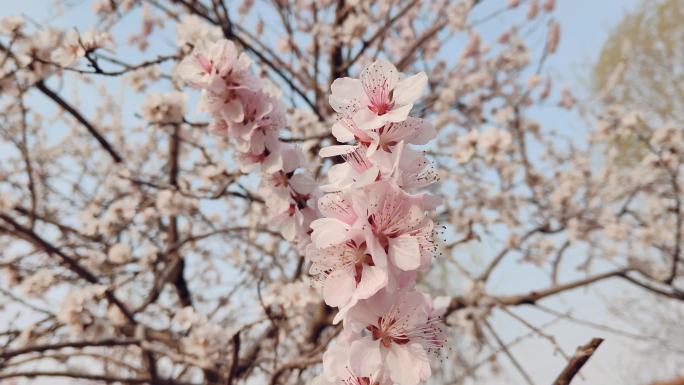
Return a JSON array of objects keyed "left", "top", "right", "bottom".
[
  {"left": 353, "top": 181, "right": 436, "bottom": 273},
  {"left": 344, "top": 289, "right": 444, "bottom": 385},
  {"left": 310, "top": 192, "right": 358, "bottom": 249},
  {"left": 233, "top": 129, "right": 283, "bottom": 173},
  {"left": 313, "top": 336, "right": 392, "bottom": 385},
  {"left": 260, "top": 146, "right": 319, "bottom": 243},
  {"left": 175, "top": 39, "right": 257, "bottom": 92},
  {"left": 203, "top": 88, "right": 283, "bottom": 138},
  {"left": 309, "top": 182, "right": 436, "bottom": 291},
  {"left": 320, "top": 147, "right": 381, "bottom": 192},
  {"left": 177, "top": 40, "right": 287, "bottom": 173},
  {"left": 307, "top": 235, "right": 387, "bottom": 309},
  {"left": 315, "top": 339, "right": 390, "bottom": 385},
  {"left": 328, "top": 116, "right": 436, "bottom": 157},
  {"left": 329, "top": 59, "right": 427, "bottom": 130},
  {"left": 320, "top": 146, "right": 437, "bottom": 193},
  {"left": 228, "top": 90, "right": 286, "bottom": 151},
  {"left": 392, "top": 147, "right": 440, "bottom": 191}
]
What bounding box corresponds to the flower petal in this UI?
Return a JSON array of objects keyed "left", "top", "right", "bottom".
[
  {"left": 349, "top": 338, "right": 382, "bottom": 377},
  {"left": 261, "top": 151, "right": 283, "bottom": 174},
  {"left": 388, "top": 234, "right": 421, "bottom": 271},
  {"left": 310, "top": 218, "right": 350, "bottom": 248},
  {"left": 366, "top": 233, "right": 387, "bottom": 268},
  {"left": 386, "top": 344, "right": 430, "bottom": 385},
  {"left": 393, "top": 71, "right": 427, "bottom": 106},
  {"left": 353, "top": 108, "right": 386, "bottom": 130},
  {"left": 331, "top": 121, "right": 355, "bottom": 142},
  {"left": 356, "top": 265, "right": 387, "bottom": 300},
  {"left": 381, "top": 103, "right": 413, "bottom": 123},
  {"left": 319, "top": 145, "right": 357, "bottom": 158},
  {"left": 323, "top": 342, "right": 353, "bottom": 380},
  {"left": 221, "top": 99, "right": 245, "bottom": 123},
  {"left": 290, "top": 173, "right": 317, "bottom": 195},
  {"left": 317, "top": 193, "right": 356, "bottom": 223},
  {"left": 324, "top": 270, "right": 355, "bottom": 307},
  {"left": 408, "top": 120, "right": 437, "bottom": 145},
  {"left": 351, "top": 166, "right": 380, "bottom": 189},
  {"left": 360, "top": 58, "right": 399, "bottom": 93},
  {"left": 330, "top": 77, "right": 365, "bottom": 113}
]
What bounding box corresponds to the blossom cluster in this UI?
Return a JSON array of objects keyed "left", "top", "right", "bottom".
[
  {"left": 177, "top": 38, "right": 444, "bottom": 385},
  {"left": 308, "top": 59, "right": 444, "bottom": 385},
  {"left": 175, "top": 39, "right": 318, "bottom": 249}
]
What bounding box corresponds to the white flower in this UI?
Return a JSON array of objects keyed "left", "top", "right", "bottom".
[
  {"left": 477, "top": 127, "right": 512, "bottom": 163},
  {"left": 126, "top": 66, "right": 160, "bottom": 91},
  {"left": 108, "top": 243, "right": 131, "bottom": 264},
  {"left": 329, "top": 59, "right": 427, "bottom": 130},
  {"left": 263, "top": 280, "right": 320, "bottom": 309},
  {"left": 0, "top": 16, "right": 24, "bottom": 35},
  {"left": 140, "top": 92, "right": 188, "bottom": 124},
  {"left": 58, "top": 288, "right": 100, "bottom": 334},
  {"left": 454, "top": 130, "right": 479, "bottom": 163},
  {"left": 175, "top": 14, "right": 222, "bottom": 48},
  {"left": 51, "top": 28, "right": 114, "bottom": 67},
  {"left": 155, "top": 190, "right": 197, "bottom": 216},
  {"left": 21, "top": 270, "right": 56, "bottom": 296}
]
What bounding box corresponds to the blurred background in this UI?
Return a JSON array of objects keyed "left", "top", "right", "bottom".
[{"left": 1, "top": 1, "right": 683, "bottom": 384}]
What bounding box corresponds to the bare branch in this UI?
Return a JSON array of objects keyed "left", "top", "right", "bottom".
[{"left": 552, "top": 338, "right": 604, "bottom": 385}]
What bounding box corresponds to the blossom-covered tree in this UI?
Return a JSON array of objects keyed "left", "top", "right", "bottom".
[{"left": 0, "top": 1, "right": 683, "bottom": 384}]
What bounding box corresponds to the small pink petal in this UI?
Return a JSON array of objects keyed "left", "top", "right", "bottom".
[
  {"left": 319, "top": 145, "right": 357, "bottom": 158},
  {"left": 310, "top": 218, "right": 350, "bottom": 248},
  {"left": 393, "top": 71, "right": 427, "bottom": 106},
  {"left": 324, "top": 270, "right": 355, "bottom": 307},
  {"left": 388, "top": 234, "right": 421, "bottom": 271}
]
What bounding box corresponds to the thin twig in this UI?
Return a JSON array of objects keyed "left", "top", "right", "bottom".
[{"left": 551, "top": 338, "right": 603, "bottom": 385}]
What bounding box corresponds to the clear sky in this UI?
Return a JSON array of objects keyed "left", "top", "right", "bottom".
[{"left": 4, "top": 1, "right": 680, "bottom": 385}]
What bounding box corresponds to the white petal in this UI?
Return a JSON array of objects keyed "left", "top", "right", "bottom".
[
  {"left": 388, "top": 234, "right": 421, "bottom": 271},
  {"left": 331, "top": 121, "right": 355, "bottom": 142},
  {"left": 324, "top": 270, "right": 355, "bottom": 307},
  {"left": 310, "top": 218, "right": 350, "bottom": 248},
  {"left": 319, "top": 145, "right": 357, "bottom": 158},
  {"left": 386, "top": 344, "right": 430, "bottom": 385},
  {"left": 290, "top": 173, "right": 316, "bottom": 195},
  {"left": 321, "top": 164, "right": 354, "bottom": 192},
  {"left": 339, "top": 292, "right": 380, "bottom": 327},
  {"left": 349, "top": 338, "right": 382, "bottom": 377},
  {"left": 317, "top": 193, "right": 356, "bottom": 223},
  {"left": 222, "top": 99, "right": 245, "bottom": 123},
  {"left": 322, "top": 343, "right": 353, "bottom": 380},
  {"left": 329, "top": 77, "right": 365, "bottom": 112},
  {"left": 351, "top": 166, "right": 380, "bottom": 189},
  {"left": 332, "top": 304, "right": 351, "bottom": 325},
  {"left": 393, "top": 72, "right": 427, "bottom": 106},
  {"left": 361, "top": 58, "right": 399, "bottom": 92},
  {"left": 382, "top": 103, "right": 413, "bottom": 123},
  {"left": 356, "top": 265, "right": 387, "bottom": 300},
  {"left": 366, "top": 232, "right": 387, "bottom": 268},
  {"left": 279, "top": 216, "right": 297, "bottom": 241},
  {"left": 421, "top": 193, "right": 443, "bottom": 210},
  {"left": 353, "top": 108, "right": 386, "bottom": 130},
  {"left": 261, "top": 151, "right": 283, "bottom": 174},
  {"left": 409, "top": 120, "right": 437, "bottom": 145}
]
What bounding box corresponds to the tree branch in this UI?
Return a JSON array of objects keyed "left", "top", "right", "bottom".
[
  {"left": 34, "top": 80, "right": 123, "bottom": 163},
  {"left": 0, "top": 338, "right": 140, "bottom": 360},
  {"left": 552, "top": 338, "right": 604, "bottom": 385}
]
